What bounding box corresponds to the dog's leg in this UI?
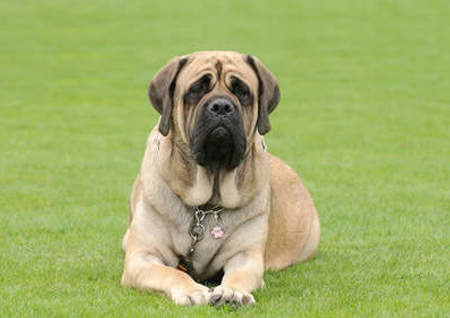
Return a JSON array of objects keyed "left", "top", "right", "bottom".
[
  {"left": 121, "top": 251, "right": 209, "bottom": 305},
  {"left": 209, "top": 250, "right": 264, "bottom": 306}
]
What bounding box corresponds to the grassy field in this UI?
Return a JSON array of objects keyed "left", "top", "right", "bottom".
[{"left": 1, "top": 0, "right": 448, "bottom": 316}]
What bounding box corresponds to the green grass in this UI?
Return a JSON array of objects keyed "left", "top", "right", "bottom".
[{"left": 1, "top": 0, "right": 449, "bottom": 316}]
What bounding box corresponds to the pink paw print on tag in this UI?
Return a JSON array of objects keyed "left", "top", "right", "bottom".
[{"left": 211, "top": 226, "right": 224, "bottom": 239}]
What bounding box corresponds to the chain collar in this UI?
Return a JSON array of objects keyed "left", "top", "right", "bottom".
[
  {"left": 177, "top": 206, "right": 224, "bottom": 277},
  {"left": 188, "top": 206, "right": 224, "bottom": 253}
]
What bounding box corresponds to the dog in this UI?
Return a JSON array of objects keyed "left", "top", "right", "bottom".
[{"left": 121, "top": 51, "right": 320, "bottom": 306}]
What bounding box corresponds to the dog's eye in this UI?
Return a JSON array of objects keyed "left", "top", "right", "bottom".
[
  {"left": 231, "top": 77, "right": 252, "bottom": 105},
  {"left": 185, "top": 75, "right": 212, "bottom": 102}
]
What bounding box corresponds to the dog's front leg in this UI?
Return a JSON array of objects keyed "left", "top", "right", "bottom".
[
  {"left": 209, "top": 250, "right": 264, "bottom": 306},
  {"left": 121, "top": 251, "right": 209, "bottom": 305}
]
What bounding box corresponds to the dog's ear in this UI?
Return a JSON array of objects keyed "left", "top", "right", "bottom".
[
  {"left": 148, "top": 56, "right": 188, "bottom": 136},
  {"left": 246, "top": 55, "right": 280, "bottom": 135}
]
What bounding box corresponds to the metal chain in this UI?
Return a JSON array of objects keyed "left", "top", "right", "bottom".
[{"left": 187, "top": 206, "right": 223, "bottom": 254}]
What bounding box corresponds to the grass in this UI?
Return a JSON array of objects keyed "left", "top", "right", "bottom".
[{"left": 0, "top": 0, "right": 448, "bottom": 316}]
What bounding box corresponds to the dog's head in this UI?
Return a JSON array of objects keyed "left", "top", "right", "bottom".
[{"left": 148, "top": 51, "right": 280, "bottom": 170}]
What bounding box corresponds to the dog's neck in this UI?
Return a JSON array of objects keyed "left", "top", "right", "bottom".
[{"left": 155, "top": 131, "right": 269, "bottom": 209}]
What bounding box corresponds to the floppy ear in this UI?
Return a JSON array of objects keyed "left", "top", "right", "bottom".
[
  {"left": 246, "top": 55, "right": 281, "bottom": 135},
  {"left": 148, "top": 56, "right": 188, "bottom": 136}
]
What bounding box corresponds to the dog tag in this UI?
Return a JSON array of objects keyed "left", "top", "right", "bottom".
[{"left": 211, "top": 226, "right": 224, "bottom": 239}]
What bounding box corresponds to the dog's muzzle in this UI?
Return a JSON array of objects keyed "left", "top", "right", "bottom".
[{"left": 191, "top": 95, "right": 246, "bottom": 170}]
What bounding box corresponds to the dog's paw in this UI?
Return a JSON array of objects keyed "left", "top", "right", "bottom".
[
  {"left": 208, "top": 286, "right": 256, "bottom": 307},
  {"left": 171, "top": 284, "right": 210, "bottom": 306}
]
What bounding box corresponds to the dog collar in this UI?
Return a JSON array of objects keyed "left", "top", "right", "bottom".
[
  {"left": 189, "top": 205, "right": 224, "bottom": 245},
  {"left": 177, "top": 205, "right": 225, "bottom": 277}
]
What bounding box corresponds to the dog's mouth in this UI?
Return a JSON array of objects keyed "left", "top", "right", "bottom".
[
  {"left": 191, "top": 122, "right": 246, "bottom": 170},
  {"left": 191, "top": 95, "right": 247, "bottom": 170},
  {"left": 193, "top": 125, "right": 232, "bottom": 166}
]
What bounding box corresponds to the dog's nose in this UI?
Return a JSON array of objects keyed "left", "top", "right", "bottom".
[{"left": 207, "top": 98, "right": 235, "bottom": 116}]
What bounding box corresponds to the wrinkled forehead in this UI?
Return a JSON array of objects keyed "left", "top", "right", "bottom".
[{"left": 176, "top": 51, "right": 259, "bottom": 91}]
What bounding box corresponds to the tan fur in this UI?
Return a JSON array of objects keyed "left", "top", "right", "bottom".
[
  {"left": 264, "top": 155, "right": 320, "bottom": 269},
  {"left": 121, "top": 51, "right": 320, "bottom": 306}
]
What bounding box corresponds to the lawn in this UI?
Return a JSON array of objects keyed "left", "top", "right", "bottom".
[{"left": 0, "top": 0, "right": 448, "bottom": 317}]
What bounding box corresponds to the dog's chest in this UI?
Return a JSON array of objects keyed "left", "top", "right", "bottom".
[{"left": 169, "top": 208, "right": 243, "bottom": 280}]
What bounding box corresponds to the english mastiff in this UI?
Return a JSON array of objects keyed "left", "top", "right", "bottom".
[{"left": 121, "top": 51, "right": 320, "bottom": 306}]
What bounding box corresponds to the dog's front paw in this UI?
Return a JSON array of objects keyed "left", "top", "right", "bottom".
[
  {"left": 171, "top": 284, "right": 210, "bottom": 306},
  {"left": 208, "top": 286, "right": 256, "bottom": 307}
]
